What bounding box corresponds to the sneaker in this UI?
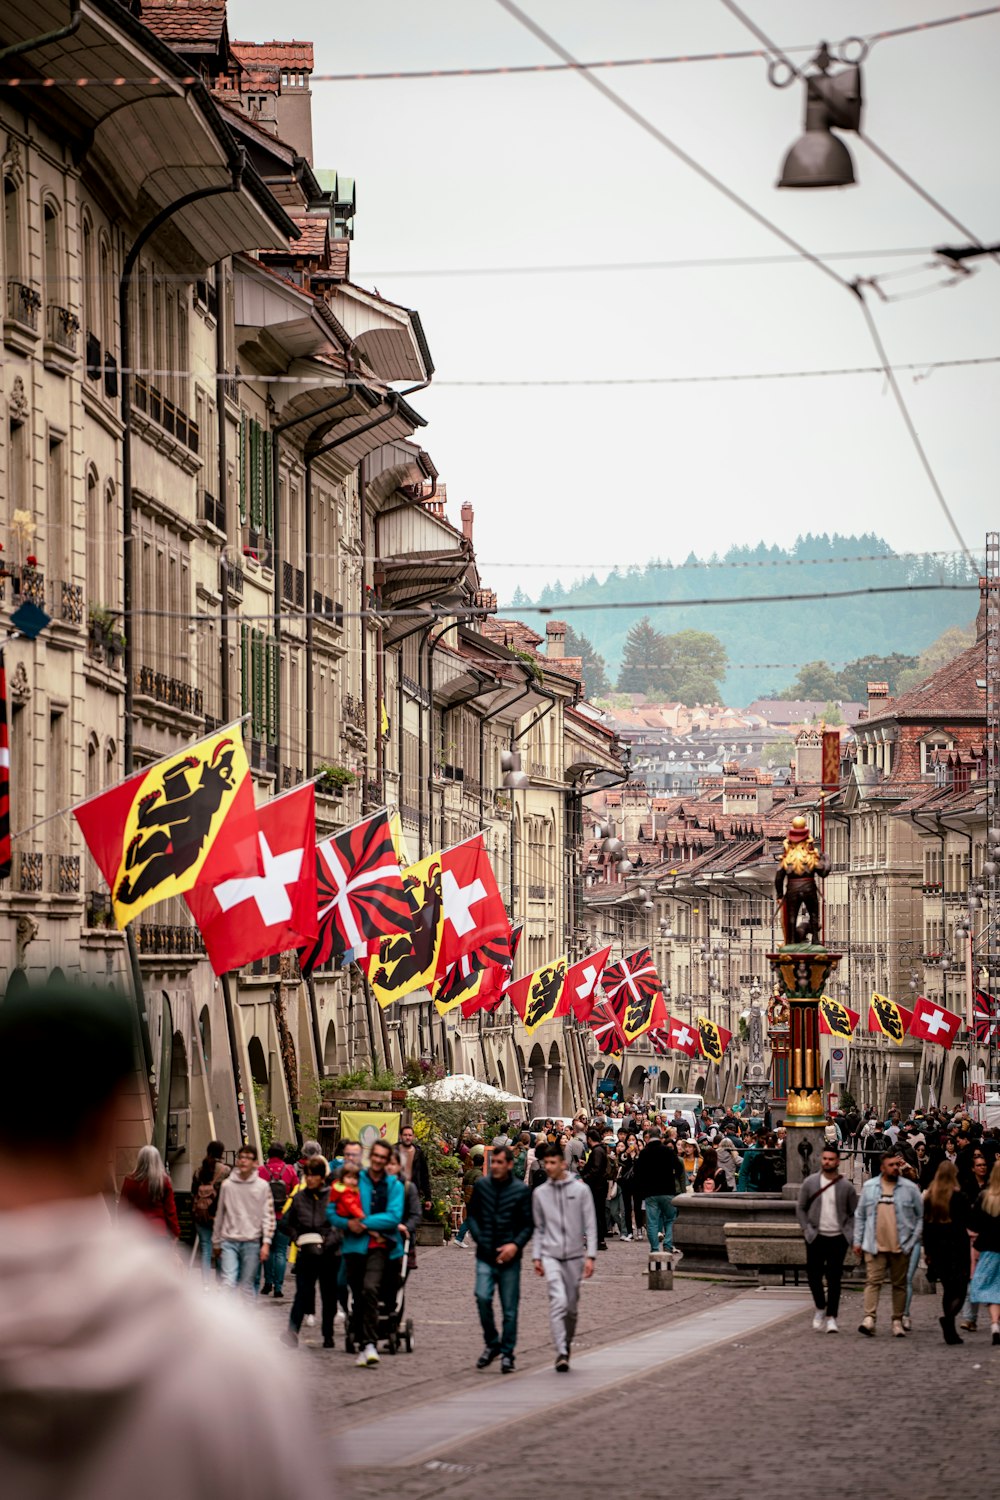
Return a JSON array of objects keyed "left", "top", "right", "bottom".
[
  {"left": 598, "top": 1243, "right": 608, "bottom": 1251},
  {"left": 272, "top": 1292, "right": 284, "bottom": 1302},
  {"left": 901, "top": 1315, "right": 912, "bottom": 1332},
  {"left": 858, "top": 1316, "right": 876, "bottom": 1337},
  {"left": 892, "top": 1319, "right": 906, "bottom": 1338},
  {"left": 500, "top": 1354, "right": 515, "bottom": 1374},
  {"left": 355, "top": 1350, "right": 370, "bottom": 1367},
  {"left": 812, "top": 1310, "right": 826, "bottom": 1332},
  {"left": 477, "top": 1346, "right": 501, "bottom": 1370},
  {"left": 960, "top": 1320, "right": 977, "bottom": 1332},
  {"left": 322, "top": 1338, "right": 335, "bottom": 1349},
  {"left": 260, "top": 1285, "right": 272, "bottom": 1297},
  {"left": 825, "top": 1317, "right": 839, "bottom": 1334},
  {"left": 305, "top": 1314, "right": 317, "bottom": 1328},
  {"left": 364, "top": 1343, "right": 380, "bottom": 1366},
  {"left": 622, "top": 1233, "right": 633, "bottom": 1242},
  {"left": 555, "top": 1353, "right": 570, "bottom": 1373},
  {"left": 451, "top": 1236, "right": 468, "bottom": 1249}
]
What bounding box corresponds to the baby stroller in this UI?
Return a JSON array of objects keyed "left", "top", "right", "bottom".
[{"left": 344, "top": 1249, "right": 414, "bottom": 1355}]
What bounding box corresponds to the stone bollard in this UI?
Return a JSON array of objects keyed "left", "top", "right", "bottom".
[{"left": 648, "top": 1251, "right": 674, "bottom": 1291}]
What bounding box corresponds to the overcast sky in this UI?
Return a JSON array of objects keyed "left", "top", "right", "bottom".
[{"left": 233, "top": 0, "right": 999, "bottom": 595}]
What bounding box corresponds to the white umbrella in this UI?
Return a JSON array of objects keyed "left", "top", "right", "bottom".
[{"left": 409, "top": 1072, "right": 528, "bottom": 1106}]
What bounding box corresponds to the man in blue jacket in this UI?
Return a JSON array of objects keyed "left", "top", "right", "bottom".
[
  {"left": 333, "top": 1138, "right": 404, "bottom": 1367},
  {"left": 466, "top": 1144, "right": 533, "bottom": 1374},
  {"left": 853, "top": 1149, "right": 923, "bottom": 1339}
]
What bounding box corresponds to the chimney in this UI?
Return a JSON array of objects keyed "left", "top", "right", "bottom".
[
  {"left": 461, "top": 501, "right": 474, "bottom": 542},
  {"left": 794, "top": 728, "right": 822, "bottom": 785},
  {"left": 867, "top": 680, "right": 890, "bottom": 717},
  {"left": 546, "top": 620, "right": 566, "bottom": 659}
]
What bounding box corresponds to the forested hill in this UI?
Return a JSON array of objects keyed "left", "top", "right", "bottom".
[{"left": 505, "top": 534, "right": 979, "bottom": 707}]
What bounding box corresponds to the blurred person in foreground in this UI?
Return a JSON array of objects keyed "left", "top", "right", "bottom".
[{"left": 0, "top": 981, "right": 324, "bottom": 1500}]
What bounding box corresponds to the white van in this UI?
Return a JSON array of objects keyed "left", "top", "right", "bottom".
[{"left": 655, "top": 1092, "right": 705, "bottom": 1120}]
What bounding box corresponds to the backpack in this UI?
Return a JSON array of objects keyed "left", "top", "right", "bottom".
[
  {"left": 266, "top": 1163, "right": 290, "bottom": 1212},
  {"left": 192, "top": 1179, "right": 218, "bottom": 1225}
]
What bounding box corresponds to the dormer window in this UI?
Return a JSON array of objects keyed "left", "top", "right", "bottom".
[{"left": 920, "top": 736, "right": 954, "bottom": 776}]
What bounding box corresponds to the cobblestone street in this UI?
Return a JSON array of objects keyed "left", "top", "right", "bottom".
[{"left": 255, "top": 1238, "right": 1000, "bottom": 1500}]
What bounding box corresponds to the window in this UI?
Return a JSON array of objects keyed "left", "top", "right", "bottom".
[
  {"left": 240, "top": 624, "right": 278, "bottom": 744},
  {"left": 47, "top": 432, "right": 69, "bottom": 583},
  {"left": 98, "top": 235, "right": 113, "bottom": 358},
  {"left": 81, "top": 212, "right": 95, "bottom": 340},
  {"left": 920, "top": 737, "right": 953, "bottom": 776},
  {"left": 135, "top": 511, "right": 190, "bottom": 678},
  {"left": 3, "top": 173, "right": 23, "bottom": 284},
  {"left": 238, "top": 411, "right": 273, "bottom": 545},
  {"left": 43, "top": 202, "right": 62, "bottom": 310},
  {"left": 46, "top": 707, "right": 68, "bottom": 864},
  {"left": 6, "top": 408, "right": 27, "bottom": 530}
]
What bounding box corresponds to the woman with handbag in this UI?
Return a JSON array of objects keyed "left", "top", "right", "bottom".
[
  {"left": 922, "top": 1159, "right": 972, "bottom": 1344},
  {"left": 281, "top": 1157, "right": 341, "bottom": 1349},
  {"left": 618, "top": 1134, "right": 644, "bottom": 1239}
]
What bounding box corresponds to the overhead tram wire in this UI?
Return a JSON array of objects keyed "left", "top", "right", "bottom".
[
  {"left": 3, "top": 7, "right": 999, "bottom": 86},
  {"left": 493, "top": 0, "right": 975, "bottom": 566},
  {"left": 718, "top": 0, "right": 1000, "bottom": 272},
  {"left": 360, "top": 246, "right": 934, "bottom": 278}
]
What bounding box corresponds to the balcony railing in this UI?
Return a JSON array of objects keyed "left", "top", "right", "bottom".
[
  {"left": 50, "top": 578, "right": 84, "bottom": 625},
  {"left": 363, "top": 777, "right": 384, "bottom": 809},
  {"left": 49, "top": 852, "right": 80, "bottom": 894},
  {"left": 281, "top": 764, "right": 304, "bottom": 790},
  {"left": 132, "top": 376, "right": 198, "bottom": 453},
  {"left": 104, "top": 352, "right": 118, "bottom": 399},
  {"left": 11, "top": 567, "right": 45, "bottom": 609},
  {"left": 134, "top": 922, "right": 204, "bottom": 957},
  {"left": 245, "top": 528, "right": 273, "bottom": 569},
  {"left": 15, "top": 851, "right": 44, "bottom": 893},
  {"left": 225, "top": 559, "right": 244, "bottom": 598},
  {"left": 282, "top": 560, "right": 305, "bottom": 608},
  {"left": 194, "top": 278, "right": 219, "bottom": 318},
  {"left": 250, "top": 739, "right": 279, "bottom": 777},
  {"left": 6, "top": 279, "right": 40, "bottom": 333},
  {"left": 313, "top": 591, "right": 343, "bottom": 627},
  {"left": 45, "top": 303, "right": 79, "bottom": 353},
  {"left": 86, "top": 890, "right": 113, "bottom": 928},
  {"left": 203, "top": 490, "right": 226, "bottom": 532},
  {"left": 135, "top": 665, "right": 204, "bottom": 717}
]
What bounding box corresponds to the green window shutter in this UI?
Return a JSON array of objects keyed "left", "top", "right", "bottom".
[
  {"left": 238, "top": 413, "right": 248, "bottom": 525},
  {"left": 240, "top": 623, "right": 250, "bottom": 718},
  {"left": 266, "top": 636, "right": 279, "bottom": 743},
  {"left": 251, "top": 630, "right": 263, "bottom": 738},
  {"left": 263, "top": 430, "right": 273, "bottom": 537}
]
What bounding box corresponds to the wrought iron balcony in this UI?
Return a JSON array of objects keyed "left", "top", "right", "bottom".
[
  {"left": 11, "top": 567, "right": 45, "bottom": 609},
  {"left": 6, "top": 279, "right": 40, "bottom": 333},
  {"left": 135, "top": 664, "right": 204, "bottom": 717},
  {"left": 86, "top": 890, "right": 113, "bottom": 928},
  {"left": 363, "top": 777, "right": 384, "bottom": 809},
  {"left": 134, "top": 922, "right": 204, "bottom": 957},
  {"left": 282, "top": 561, "right": 305, "bottom": 608},
  {"left": 16, "top": 851, "right": 44, "bottom": 893},
  {"left": 45, "top": 303, "right": 79, "bottom": 353},
  {"left": 342, "top": 693, "right": 366, "bottom": 732},
  {"left": 132, "top": 376, "right": 198, "bottom": 452},
  {"left": 225, "top": 558, "right": 244, "bottom": 599},
  {"left": 51, "top": 578, "right": 84, "bottom": 625},
  {"left": 49, "top": 852, "right": 80, "bottom": 894},
  {"left": 203, "top": 490, "right": 226, "bottom": 532},
  {"left": 281, "top": 764, "right": 304, "bottom": 790},
  {"left": 104, "top": 352, "right": 118, "bottom": 399},
  {"left": 85, "top": 330, "right": 102, "bottom": 380}
]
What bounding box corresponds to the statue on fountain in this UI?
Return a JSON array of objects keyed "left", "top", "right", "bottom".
[{"left": 774, "top": 815, "right": 829, "bottom": 946}]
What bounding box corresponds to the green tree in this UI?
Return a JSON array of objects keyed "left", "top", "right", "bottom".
[
  {"left": 509, "top": 585, "right": 531, "bottom": 607},
  {"left": 661, "top": 630, "right": 728, "bottom": 704},
  {"left": 616, "top": 616, "right": 671, "bottom": 696},
  {"left": 835, "top": 652, "right": 918, "bottom": 700},
  {"left": 781, "top": 660, "right": 844, "bottom": 701},
  {"left": 894, "top": 621, "right": 975, "bottom": 694},
  {"left": 565, "top": 624, "right": 610, "bottom": 697}
]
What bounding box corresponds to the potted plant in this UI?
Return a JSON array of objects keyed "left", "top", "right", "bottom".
[{"left": 316, "top": 763, "right": 356, "bottom": 798}]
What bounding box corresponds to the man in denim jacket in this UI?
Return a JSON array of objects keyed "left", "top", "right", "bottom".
[
  {"left": 853, "top": 1149, "right": 923, "bottom": 1338},
  {"left": 333, "top": 1139, "right": 404, "bottom": 1367}
]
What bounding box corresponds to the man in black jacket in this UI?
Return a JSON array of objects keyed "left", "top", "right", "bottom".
[
  {"left": 580, "top": 1127, "right": 609, "bottom": 1251},
  {"left": 634, "top": 1130, "right": 686, "bottom": 1256},
  {"left": 397, "top": 1123, "right": 431, "bottom": 1213},
  {"left": 466, "top": 1145, "right": 533, "bottom": 1373}
]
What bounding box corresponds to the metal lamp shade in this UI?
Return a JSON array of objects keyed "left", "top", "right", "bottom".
[
  {"left": 617, "top": 858, "right": 634, "bottom": 875},
  {"left": 602, "top": 837, "right": 624, "bottom": 857},
  {"left": 778, "top": 127, "right": 855, "bottom": 188},
  {"left": 504, "top": 769, "right": 530, "bottom": 790}
]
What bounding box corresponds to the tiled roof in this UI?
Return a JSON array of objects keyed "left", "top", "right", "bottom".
[
  {"left": 232, "top": 40, "right": 314, "bottom": 69},
  {"left": 141, "top": 1, "right": 226, "bottom": 47},
  {"left": 287, "top": 215, "right": 329, "bottom": 257},
  {"left": 310, "top": 243, "right": 350, "bottom": 281},
  {"left": 863, "top": 638, "right": 986, "bottom": 725},
  {"left": 481, "top": 618, "right": 544, "bottom": 653}
]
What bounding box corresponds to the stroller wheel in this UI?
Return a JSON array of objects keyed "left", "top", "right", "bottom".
[{"left": 404, "top": 1318, "right": 414, "bottom": 1353}]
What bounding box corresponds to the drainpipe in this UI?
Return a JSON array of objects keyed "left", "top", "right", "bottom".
[
  {"left": 215, "top": 260, "right": 231, "bottom": 722},
  {"left": 0, "top": 0, "right": 82, "bottom": 63},
  {"left": 118, "top": 157, "right": 250, "bottom": 1106}
]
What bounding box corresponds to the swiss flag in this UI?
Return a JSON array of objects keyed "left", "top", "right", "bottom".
[
  {"left": 909, "top": 995, "right": 962, "bottom": 1050},
  {"left": 666, "top": 1014, "right": 699, "bottom": 1057},
  {"left": 435, "top": 835, "right": 508, "bottom": 977},
  {"left": 558, "top": 946, "right": 612, "bottom": 1020},
  {"left": 185, "top": 784, "right": 317, "bottom": 976}
]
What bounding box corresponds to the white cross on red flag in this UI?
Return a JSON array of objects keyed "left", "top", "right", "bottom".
[
  {"left": 557, "top": 946, "right": 612, "bottom": 1021},
  {"left": 909, "top": 995, "right": 962, "bottom": 1050},
  {"left": 665, "top": 1014, "right": 700, "bottom": 1057},
  {"left": 601, "top": 947, "right": 668, "bottom": 1041},
  {"left": 185, "top": 783, "right": 317, "bottom": 976}
]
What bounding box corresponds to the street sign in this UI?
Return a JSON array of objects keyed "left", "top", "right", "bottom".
[{"left": 830, "top": 1047, "right": 847, "bottom": 1083}]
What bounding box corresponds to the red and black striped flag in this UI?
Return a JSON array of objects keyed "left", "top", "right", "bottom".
[
  {"left": 972, "top": 990, "right": 999, "bottom": 1043},
  {"left": 602, "top": 947, "right": 667, "bottom": 1042},
  {"left": 589, "top": 998, "right": 628, "bottom": 1057},
  {"left": 299, "top": 809, "right": 411, "bottom": 976},
  {"left": 0, "top": 651, "right": 10, "bottom": 880}
]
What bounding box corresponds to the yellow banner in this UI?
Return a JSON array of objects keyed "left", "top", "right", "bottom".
[
  {"left": 365, "top": 850, "right": 443, "bottom": 1007},
  {"left": 339, "top": 1111, "right": 401, "bottom": 1165}
]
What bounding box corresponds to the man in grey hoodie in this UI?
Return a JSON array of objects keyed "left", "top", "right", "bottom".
[
  {"left": 212, "top": 1144, "right": 276, "bottom": 1296},
  {"left": 531, "top": 1141, "right": 597, "bottom": 1372}
]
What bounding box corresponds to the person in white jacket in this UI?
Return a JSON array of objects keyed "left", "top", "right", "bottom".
[
  {"left": 0, "top": 980, "right": 327, "bottom": 1500},
  {"left": 531, "top": 1141, "right": 597, "bottom": 1372}
]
